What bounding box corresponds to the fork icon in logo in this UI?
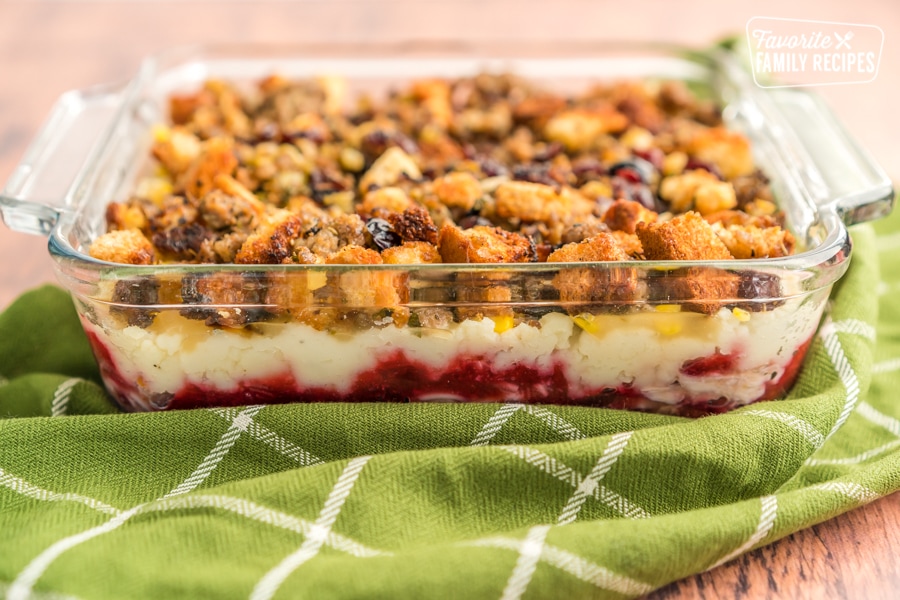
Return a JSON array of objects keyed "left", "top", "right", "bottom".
[{"left": 834, "top": 31, "right": 854, "bottom": 49}]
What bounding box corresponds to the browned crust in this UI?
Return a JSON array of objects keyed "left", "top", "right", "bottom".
[
  {"left": 636, "top": 212, "right": 734, "bottom": 261},
  {"left": 91, "top": 72, "right": 794, "bottom": 326},
  {"left": 438, "top": 224, "right": 536, "bottom": 264},
  {"left": 89, "top": 229, "right": 156, "bottom": 265}
]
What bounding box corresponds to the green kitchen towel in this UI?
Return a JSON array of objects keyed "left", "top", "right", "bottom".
[{"left": 0, "top": 208, "right": 898, "bottom": 600}]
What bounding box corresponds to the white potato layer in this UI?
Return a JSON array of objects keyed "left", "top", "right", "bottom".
[{"left": 83, "top": 296, "right": 823, "bottom": 410}]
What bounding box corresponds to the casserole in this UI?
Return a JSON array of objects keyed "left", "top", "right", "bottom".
[{"left": 0, "top": 43, "right": 893, "bottom": 414}]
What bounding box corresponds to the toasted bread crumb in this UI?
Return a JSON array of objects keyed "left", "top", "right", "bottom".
[
  {"left": 602, "top": 199, "right": 658, "bottom": 234},
  {"left": 235, "top": 209, "right": 303, "bottom": 264},
  {"left": 382, "top": 241, "right": 443, "bottom": 264},
  {"left": 494, "top": 181, "right": 570, "bottom": 223},
  {"left": 89, "top": 229, "right": 156, "bottom": 265},
  {"left": 636, "top": 212, "right": 733, "bottom": 261},
  {"left": 547, "top": 233, "right": 630, "bottom": 263},
  {"left": 711, "top": 223, "right": 796, "bottom": 259},
  {"left": 432, "top": 171, "right": 483, "bottom": 211},
  {"left": 438, "top": 224, "right": 535, "bottom": 263}
]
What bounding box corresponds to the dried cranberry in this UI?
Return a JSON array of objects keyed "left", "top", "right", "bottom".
[
  {"left": 613, "top": 168, "right": 643, "bottom": 184},
  {"left": 458, "top": 215, "right": 493, "bottom": 229},
  {"left": 681, "top": 352, "right": 735, "bottom": 376},
  {"left": 571, "top": 157, "right": 607, "bottom": 181},
  {"left": 512, "top": 163, "right": 557, "bottom": 188},
  {"left": 736, "top": 270, "right": 784, "bottom": 312},
  {"left": 685, "top": 158, "right": 723, "bottom": 180},
  {"left": 285, "top": 127, "right": 328, "bottom": 145},
  {"left": 532, "top": 142, "right": 563, "bottom": 162},
  {"left": 611, "top": 177, "right": 657, "bottom": 211},
  {"left": 366, "top": 218, "right": 402, "bottom": 250},
  {"left": 633, "top": 148, "right": 665, "bottom": 171},
  {"left": 252, "top": 121, "right": 281, "bottom": 143},
  {"left": 310, "top": 168, "right": 349, "bottom": 202},
  {"left": 478, "top": 157, "right": 509, "bottom": 178},
  {"left": 608, "top": 157, "right": 655, "bottom": 185},
  {"left": 360, "top": 130, "right": 391, "bottom": 156},
  {"left": 462, "top": 146, "right": 510, "bottom": 178},
  {"left": 360, "top": 130, "right": 418, "bottom": 158}
]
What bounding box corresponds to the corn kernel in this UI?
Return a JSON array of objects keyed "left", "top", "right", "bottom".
[
  {"left": 152, "top": 124, "right": 170, "bottom": 142},
  {"left": 744, "top": 199, "right": 777, "bottom": 216},
  {"left": 655, "top": 304, "right": 682, "bottom": 313},
  {"left": 694, "top": 181, "right": 737, "bottom": 216},
  {"left": 732, "top": 307, "right": 751, "bottom": 322},
  {"left": 662, "top": 151, "right": 688, "bottom": 176},
  {"left": 602, "top": 146, "right": 631, "bottom": 164},
  {"left": 656, "top": 321, "right": 682, "bottom": 336},
  {"left": 573, "top": 313, "right": 601, "bottom": 336},
  {"left": 493, "top": 314, "right": 515, "bottom": 334},
  {"left": 339, "top": 146, "right": 365, "bottom": 172},
  {"left": 135, "top": 177, "right": 173, "bottom": 206},
  {"left": 418, "top": 125, "right": 441, "bottom": 145},
  {"left": 620, "top": 126, "right": 654, "bottom": 150},
  {"left": 579, "top": 180, "right": 613, "bottom": 201}
]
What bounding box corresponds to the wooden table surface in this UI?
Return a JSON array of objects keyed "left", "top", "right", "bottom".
[{"left": 1, "top": 2, "right": 897, "bottom": 597}]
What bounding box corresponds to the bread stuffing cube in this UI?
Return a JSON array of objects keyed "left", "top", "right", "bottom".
[
  {"left": 181, "top": 137, "right": 238, "bottom": 200},
  {"left": 385, "top": 205, "right": 440, "bottom": 245},
  {"left": 653, "top": 266, "right": 742, "bottom": 315},
  {"left": 359, "top": 187, "right": 414, "bottom": 217},
  {"left": 547, "top": 233, "right": 640, "bottom": 305},
  {"left": 637, "top": 212, "right": 739, "bottom": 313},
  {"left": 687, "top": 126, "right": 754, "bottom": 179},
  {"left": 636, "top": 212, "right": 734, "bottom": 261},
  {"left": 381, "top": 241, "right": 443, "bottom": 264},
  {"left": 659, "top": 169, "right": 737, "bottom": 215},
  {"left": 151, "top": 126, "right": 202, "bottom": 176},
  {"left": 438, "top": 224, "right": 535, "bottom": 263},
  {"left": 711, "top": 223, "right": 796, "bottom": 259},
  {"left": 89, "top": 229, "right": 156, "bottom": 265},
  {"left": 494, "top": 181, "right": 570, "bottom": 224},
  {"left": 357, "top": 147, "right": 422, "bottom": 193},
  {"left": 432, "top": 171, "right": 483, "bottom": 211},
  {"left": 326, "top": 245, "right": 402, "bottom": 308},
  {"left": 543, "top": 107, "right": 628, "bottom": 152},
  {"left": 602, "top": 199, "right": 658, "bottom": 234},
  {"left": 235, "top": 209, "right": 304, "bottom": 264}
]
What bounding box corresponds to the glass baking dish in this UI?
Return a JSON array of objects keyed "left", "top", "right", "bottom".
[{"left": 1, "top": 42, "right": 894, "bottom": 414}]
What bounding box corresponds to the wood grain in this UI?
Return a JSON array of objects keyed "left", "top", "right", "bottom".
[
  {"left": 0, "top": 2, "right": 897, "bottom": 598},
  {"left": 650, "top": 491, "right": 900, "bottom": 599}
]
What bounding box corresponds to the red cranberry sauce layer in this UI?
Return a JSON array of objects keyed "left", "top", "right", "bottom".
[{"left": 85, "top": 330, "right": 813, "bottom": 415}]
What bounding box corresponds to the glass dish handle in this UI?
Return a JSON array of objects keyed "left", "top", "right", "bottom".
[
  {"left": 717, "top": 50, "right": 894, "bottom": 226},
  {"left": 0, "top": 83, "right": 125, "bottom": 236},
  {"left": 769, "top": 88, "right": 894, "bottom": 225}
]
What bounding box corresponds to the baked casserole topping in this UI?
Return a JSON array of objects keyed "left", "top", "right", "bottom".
[
  {"left": 94, "top": 73, "right": 794, "bottom": 263},
  {"left": 90, "top": 73, "right": 796, "bottom": 327}
]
